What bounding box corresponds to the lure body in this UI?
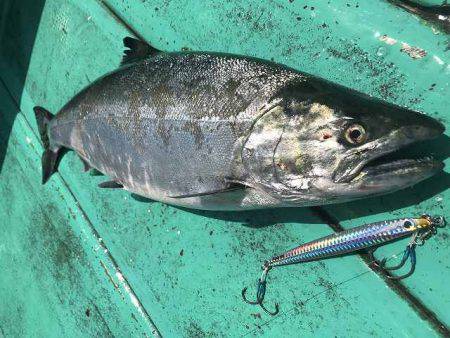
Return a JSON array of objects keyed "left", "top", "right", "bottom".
[
  {"left": 267, "top": 217, "right": 427, "bottom": 268},
  {"left": 242, "top": 215, "right": 445, "bottom": 315}
]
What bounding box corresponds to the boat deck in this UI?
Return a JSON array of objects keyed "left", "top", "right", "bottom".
[{"left": 0, "top": 0, "right": 448, "bottom": 336}]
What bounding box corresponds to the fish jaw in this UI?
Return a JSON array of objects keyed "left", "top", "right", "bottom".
[
  {"left": 345, "top": 158, "right": 444, "bottom": 195},
  {"left": 305, "top": 156, "right": 443, "bottom": 205}
]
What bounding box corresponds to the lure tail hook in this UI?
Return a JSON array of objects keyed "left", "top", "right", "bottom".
[{"left": 241, "top": 266, "right": 279, "bottom": 316}]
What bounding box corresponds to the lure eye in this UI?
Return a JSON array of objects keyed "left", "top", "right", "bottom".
[
  {"left": 403, "top": 220, "right": 413, "bottom": 228},
  {"left": 344, "top": 124, "right": 367, "bottom": 145}
]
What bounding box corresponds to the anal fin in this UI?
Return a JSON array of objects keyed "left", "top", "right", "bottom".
[
  {"left": 80, "top": 157, "right": 91, "bottom": 172},
  {"left": 79, "top": 157, "right": 104, "bottom": 176},
  {"left": 89, "top": 168, "right": 104, "bottom": 176}
]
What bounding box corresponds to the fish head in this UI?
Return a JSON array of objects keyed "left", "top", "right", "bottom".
[{"left": 242, "top": 79, "right": 445, "bottom": 205}]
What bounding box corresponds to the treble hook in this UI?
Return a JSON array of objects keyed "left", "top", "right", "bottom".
[
  {"left": 242, "top": 265, "right": 279, "bottom": 315},
  {"left": 383, "top": 215, "right": 447, "bottom": 279},
  {"left": 368, "top": 231, "right": 420, "bottom": 280},
  {"left": 379, "top": 244, "right": 417, "bottom": 280}
]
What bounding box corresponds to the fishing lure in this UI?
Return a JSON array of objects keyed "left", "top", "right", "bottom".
[{"left": 242, "top": 215, "right": 446, "bottom": 315}]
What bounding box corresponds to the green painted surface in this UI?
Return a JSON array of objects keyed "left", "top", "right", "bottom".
[{"left": 0, "top": 0, "right": 448, "bottom": 336}]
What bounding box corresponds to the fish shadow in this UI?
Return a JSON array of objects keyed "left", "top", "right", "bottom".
[
  {"left": 0, "top": 0, "right": 46, "bottom": 173},
  {"left": 177, "top": 206, "right": 324, "bottom": 228},
  {"left": 177, "top": 135, "right": 449, "bottom": 227}
]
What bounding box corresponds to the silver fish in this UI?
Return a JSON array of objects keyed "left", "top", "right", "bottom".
[{"left": 34, "top": 37, "right": 445, "bottom": 210}]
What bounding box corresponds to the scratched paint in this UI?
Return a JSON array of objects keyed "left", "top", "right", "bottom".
[{"left": 400, "top": 42, "right": 428, "bottom": 59}]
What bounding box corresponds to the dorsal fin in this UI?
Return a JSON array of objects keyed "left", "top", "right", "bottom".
[{"left": 121, "top": 36, "right": 161, "bottom": 66}]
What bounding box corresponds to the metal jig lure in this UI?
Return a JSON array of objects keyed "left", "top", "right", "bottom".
[{"left": 242, "top": 215, "right": 445, "bottom": 315}]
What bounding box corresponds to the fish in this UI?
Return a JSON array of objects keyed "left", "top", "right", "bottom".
[{"left": 33, "top": 37, "right": 445, "bottom": 211}]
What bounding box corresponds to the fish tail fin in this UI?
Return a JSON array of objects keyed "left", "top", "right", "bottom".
[{"left": 34, "top": 106, "right": 63, "bottom": 184}]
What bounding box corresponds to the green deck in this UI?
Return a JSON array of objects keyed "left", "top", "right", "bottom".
[{"left": 0, "top": 0, "right": 448, "bottom": 336}]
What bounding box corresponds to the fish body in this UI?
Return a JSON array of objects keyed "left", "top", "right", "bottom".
[{"left": 34, "top": 38, "right": 445, "bottom": 210}]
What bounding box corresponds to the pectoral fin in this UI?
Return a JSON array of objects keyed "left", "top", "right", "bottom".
[
  {"left": 98, "top": 181, "right": 123, "bottom": 189},
  {"left": 169, "top": 182, "right": 248, "bottom": 199}
]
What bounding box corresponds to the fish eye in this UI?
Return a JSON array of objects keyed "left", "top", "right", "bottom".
[
  {"left": 403, "top": 220, "right": 413, "bottom": 228},
  {"left": 344, "top": 124, "right": 367, "bottom": 145}
]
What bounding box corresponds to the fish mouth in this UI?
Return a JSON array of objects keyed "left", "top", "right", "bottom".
[
  {"left": 351, "top": 157, "right": 443, "bottom": 185},
  {"left": 333, "top": 122, "right": 445, "bottom": 185}
]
